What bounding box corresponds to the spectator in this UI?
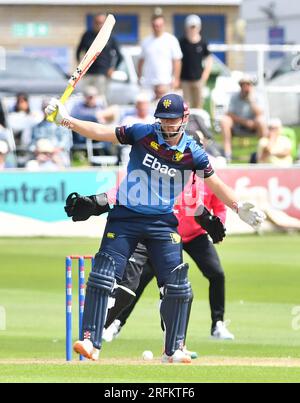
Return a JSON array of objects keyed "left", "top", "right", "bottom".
[
  {"left": 120, "top": 94, "right": 155, "bottom": 165},
  {"left": 138, "top": 14, "right": 182, "bottom": 95},
  {"left": 26, "top": 139, "right": 65, "bottom": 171},
  {"left": 71, "top": 86, "right": 118, "bottom": 147},
  {"left": 180, "top": 15, "right": 213, "bottom": 109},
  {"left": 0, "top": 140, "right": 10, "bottom": 170},
  {"left": 30, "top": 99, "right": 73, "bottom": 167},
  {"left": 152, "top": 84, "right": 169, "bottom": 103},
  {"left": 12, "top": 92, "right": 30, "bottom": 114},
  {"left": 76, "top": 13, "right": 122, "bottom": 100},
  {"left": 220, "top": 74, "right": 267, "bottom": 161},
  {"left": 121, "top": 94, "right": 155, "bottom": 126},
  {"left": 8, "top": 93, "right": 42, "bottom": 147},
  {"left": 257, "top": 118, "right": 293, "bottom": 166}
]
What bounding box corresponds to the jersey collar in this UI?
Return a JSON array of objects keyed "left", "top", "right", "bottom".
[{"left": 157, "top": 131, "right": 188, "bottom": 153}]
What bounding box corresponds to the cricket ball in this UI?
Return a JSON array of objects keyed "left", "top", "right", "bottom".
[{"left": 142, "top": 350, "right": 153, "bottom": 361}]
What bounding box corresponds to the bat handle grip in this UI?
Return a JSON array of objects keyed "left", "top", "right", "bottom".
[
  {"left": 46, "top": 111, "right": 58, "bottom": 123},
  {"left": 46, "top": 84, "right": 74, "bottom": 123}
]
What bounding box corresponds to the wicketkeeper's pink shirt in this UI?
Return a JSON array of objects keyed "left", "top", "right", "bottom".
[{"left": 175, "top": 173, "right": 227, "bottom": 244}]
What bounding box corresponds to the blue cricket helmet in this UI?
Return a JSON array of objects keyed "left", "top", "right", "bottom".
[
  {"left": 154, "top": 94, "right": 189, "bottom": 119},
  {"left": 154, "top": 94, "right": 190, "bottom": 140}
]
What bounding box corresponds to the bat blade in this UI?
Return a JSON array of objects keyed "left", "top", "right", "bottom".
[
  {"left": 70, "top": 14, "right": 116, "bottom": 87},
  {"left": 47, "top": 14, "right": 116, "bottom": 122}
]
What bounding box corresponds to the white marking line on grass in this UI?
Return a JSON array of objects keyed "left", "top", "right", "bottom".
[{"left": 0, "top": 357, "right": 300, "bottom": 367}]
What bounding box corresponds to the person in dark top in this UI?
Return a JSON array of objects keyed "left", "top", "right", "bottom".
[
  {"left": 76, "top": 13, "right": 122, "bottom": 100},
  {"left": 13, "top": 93, "right": 31, "bottom": 114},
  {"left": 180, "top": 14, "right": 213, "bottom": 109}
]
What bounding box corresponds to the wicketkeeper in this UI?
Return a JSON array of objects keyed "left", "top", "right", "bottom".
[{"left": 46, "top": 93, "right": 265, "bottom": 363}]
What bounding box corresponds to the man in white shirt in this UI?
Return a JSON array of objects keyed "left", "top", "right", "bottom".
[{"left": 138, "top": 14, "right": 182, "bottom": 96}]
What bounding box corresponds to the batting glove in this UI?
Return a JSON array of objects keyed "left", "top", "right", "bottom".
[
  {"left": 235, "top": 202, "right": 266, "bottom": 229},
  {"left": 45, "top": 98, "right": 72, "bottom": 127}
]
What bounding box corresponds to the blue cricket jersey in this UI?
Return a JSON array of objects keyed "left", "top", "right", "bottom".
[{"left": 115, "top": 123, "right": 214, "bottom": 215}]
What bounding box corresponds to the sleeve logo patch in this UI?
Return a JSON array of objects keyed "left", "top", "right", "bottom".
[
  {"left": 107, "top": 232, "right": 116, "bottom": 239},
  {"left": 173, "top": 151, "right": 184, "bottom": 162},
  {"left": 150, "top": 141, "right": 160, "bottom": 151},
  {"left": 170, "top": 233, "right": 182, "bottom": 244}
]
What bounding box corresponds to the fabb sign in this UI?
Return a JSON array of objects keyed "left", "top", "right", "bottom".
[
  {"left": 217, "top": 167, "right": 300, "bottom": 219},
  {"left": 0, "top": 167, "right": 300, "bottom": 224}
]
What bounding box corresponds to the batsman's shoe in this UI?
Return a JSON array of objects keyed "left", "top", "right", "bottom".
[
  {"left": 73, "top": 339, "right": 100, "bottom": 361},
  {"left": 91, "top": 347, "right": 100, "bottom": 361},
  {"left": 211, "top": 321, "right": 235, "bottom": 340},
  {"left": 161, "top": 349, "right": 192, "bottom": 364},
  {"left": 182, "top": 345, "right": 198, "bottom": 360},
  {"left": 102, "top": 320, "right": 122, "bottom": 343}
]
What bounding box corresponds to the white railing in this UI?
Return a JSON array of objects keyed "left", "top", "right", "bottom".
[
  {"left": 209, "top": 43, "right": 300, "bottom": 88},
  {"left": 208, "top": 44, "right": 300, "bottom": 126}
]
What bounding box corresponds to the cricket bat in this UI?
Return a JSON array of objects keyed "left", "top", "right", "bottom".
[{"left": 47, "top": 14, "right": 116, "bottom": 122}]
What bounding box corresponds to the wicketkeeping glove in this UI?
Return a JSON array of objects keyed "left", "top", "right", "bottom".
[
  {"left": 195, "top": 206, "right": 226, "bottom": 244},
  {"left": 45, "top": 98, "right": 71, "bottom": 127},
  {"left": 65, "top": 192, "right": 111, "bottom": 222},
  {"left": 236, "top": 202, "right": 266, "bottom": 229}
]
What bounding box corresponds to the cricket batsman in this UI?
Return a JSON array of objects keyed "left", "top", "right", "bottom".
[
  {"left": 46, "top": 93, "right": 265, "bottom": 363},
  {"left": 65, "top": 188, "right": 228, "bottom": 357}
]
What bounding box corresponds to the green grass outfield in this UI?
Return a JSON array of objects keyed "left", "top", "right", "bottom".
[{"left": 0, "top": 234, "right": 300, "bottom": 383}]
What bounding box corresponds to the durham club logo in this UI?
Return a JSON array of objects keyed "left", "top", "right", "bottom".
[
  {"left": 170, "top": 233, "right": 181, "bottom": 244},
  {"left": 163, "top": 99, "right": 172, "bottom": 109},
  {"left": 173, "top": 151, "right": 184, "bottom": 162}
]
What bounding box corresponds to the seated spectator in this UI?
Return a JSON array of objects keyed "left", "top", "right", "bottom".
[
  {"left": 7, "top": 93, "right": 42, "bottom": 147},
  {"left": 153, "top": 84, "right": 170, "bottom": 102},
  {"left": 26, "top": 139, "right": 65, "bottom": 171},
  {"left": 71, "top": 86, "right": 117, "bottom": 147},
  {"left": 30, "top": 99, "right": 72, "bottom": 167},
  {"left": 121, "top": 94, "right": 155, "bottom": 126},
  {"left": 119, "top": 94, "right": 155, "bottom": 165},
  {"left": 0, "top": 140, "right": 11, "bottom": 170},
  {"left": 220, "top": 74, "right": 267, "bottom": 161},
  {"left": 257, "top": 118, "right": 293, "bottom": 166}
]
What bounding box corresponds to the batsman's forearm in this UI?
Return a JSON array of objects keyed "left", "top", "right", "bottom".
[
  {"left": 205, "top": 174, "right": 238, "bottom": 211},
  {"left": 69, "top": 117, "right": 118, "bottom": 143}
]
